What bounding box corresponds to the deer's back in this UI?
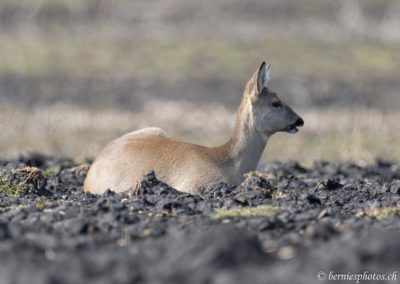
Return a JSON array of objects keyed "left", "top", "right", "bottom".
[{"left": 84, "top": 128, "right": 229, "bottom": 194}]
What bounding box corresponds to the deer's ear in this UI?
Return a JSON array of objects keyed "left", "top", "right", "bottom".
[
  {"left": 245, "top": 62, "right": 271, "bottom": 100},
  {"left": 257, "top": 62, "right": 270, "bottom": 93}
]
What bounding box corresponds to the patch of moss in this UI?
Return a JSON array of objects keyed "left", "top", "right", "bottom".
[
  {"left": 212, "top": 205, "right": 279, "bottom": 220},
  {"left": 42, "top": 168, "right": 55, "bottom": 177},
  {"left": 0, "top": 176, "right": 24, "bottom": 196},
  {"left": 365, "top": 207, "right": 400, "bottom": 220},
  {"left": 35, "top": 197, "right": 56, "bottom": 211},
  {"left": 0, "top": 167, "right": 47, "bottom": 197}
]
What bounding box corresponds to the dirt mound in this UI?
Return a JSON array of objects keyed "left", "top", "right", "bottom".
[{"left": 0, "top": 153, "right": 399, "bottom": 284}]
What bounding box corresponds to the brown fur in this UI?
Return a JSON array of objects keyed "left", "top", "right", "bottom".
[{"left": 84, "top": 62, "right": 303, "bottom": 194}]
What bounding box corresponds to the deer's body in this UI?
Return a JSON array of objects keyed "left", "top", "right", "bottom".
[{"left": 84, "top": 62, "right": 303, "bottom": 194}]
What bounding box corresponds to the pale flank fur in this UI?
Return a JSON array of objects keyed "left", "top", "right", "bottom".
[{"left": 84, "top": 63, "right": 300, "bottom": 194}]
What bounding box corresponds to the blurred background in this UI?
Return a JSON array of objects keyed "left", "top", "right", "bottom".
[{"left": 0, "top": 0, "right": 399, "bottom": 163}]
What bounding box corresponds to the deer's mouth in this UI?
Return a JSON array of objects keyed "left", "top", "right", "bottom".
[
  {"left": 287, "top": 124, "right": 299, "bottom": 134},
  {"left": 287, "top": 118, "right": 304, "bottom": 134}
]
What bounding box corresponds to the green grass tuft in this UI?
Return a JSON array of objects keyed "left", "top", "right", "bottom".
[
  {"left": 0, "top": 176, "right": 24, "bottom": 196},
  {"left": 212, "top": 205, "right": 279, "bottom": 219},
  {"left": 42, "top": 168, "right": 55, "bottom": 177},
  {"left": 365, "top": 207, "right": 400, "bottom": 220}
]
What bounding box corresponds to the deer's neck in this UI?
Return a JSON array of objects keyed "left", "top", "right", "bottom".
[{"left": 216, "top": 100, "right": 268, "bottom": 180}]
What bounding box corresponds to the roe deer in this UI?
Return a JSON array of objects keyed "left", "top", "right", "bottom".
[{"left": 84, "top": 62, "right": 304, "bottom": 194}]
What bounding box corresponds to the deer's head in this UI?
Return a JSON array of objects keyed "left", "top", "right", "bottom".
[{"left": 244, "top": 62, "right": 304, "bottom": 137}]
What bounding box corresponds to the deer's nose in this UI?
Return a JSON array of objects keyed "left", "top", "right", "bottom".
[{"left": 295, "top": 117, "right": 304, "bottom": 127}]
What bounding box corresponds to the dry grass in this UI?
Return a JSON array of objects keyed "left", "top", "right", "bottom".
[
  {"left": 361, "top": 207, "right": 400, "bottom": 220},
  {"left": 212, "top": 206, "right": 279, "bottom": 220},
  {"left": 266, "top": 107, "right": 400, "bottom": 164},
  {"left": 0, "top": 102, "right": 399, "bottom": 164}
]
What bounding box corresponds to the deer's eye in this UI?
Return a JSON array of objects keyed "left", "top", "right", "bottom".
[{"left": 272, "top": 101, "right": 282, "bottom": 108}]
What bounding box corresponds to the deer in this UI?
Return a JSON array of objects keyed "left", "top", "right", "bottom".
[{"left": 84, "top": 62, "right": 304, "bottom": 195}]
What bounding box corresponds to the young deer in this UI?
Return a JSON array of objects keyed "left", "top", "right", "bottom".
[{"left": 84, "top": 62, "right": 304, "bottom": 194}]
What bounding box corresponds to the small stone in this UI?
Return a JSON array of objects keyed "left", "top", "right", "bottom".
[
  {"left": 277, "top": 246, "right": 296, "bottom": 260},
  {"left": 390, "top": 180, "right": 400, "bottom": 194}
]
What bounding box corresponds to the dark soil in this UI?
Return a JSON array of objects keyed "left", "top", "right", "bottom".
[
  {"left": 0, "top": 153, "right": 399, "bottom": 284},
  {"left": 2, "top": 74, "right": 400, "bottom": 111}
]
